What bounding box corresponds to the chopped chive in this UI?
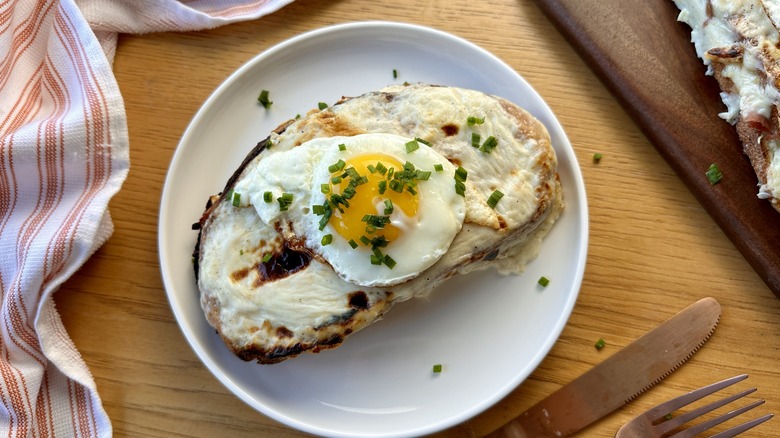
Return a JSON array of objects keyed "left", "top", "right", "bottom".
[
  {"left": 538, "top": 276, "right": 550, "bottom": 287},
  {"left": 370, "top": 254, "right": 383, "bottom": 265},
  {"left": 593, "top": 153, "right": 603, "bottom": 163},
  {"left": 405, "top": 139, "right": 420, "bottom": 153},
  {"left": 263, "top": 191, "right": 273, "bottom": 203},
  {"left": 384, "top": 199, "right": 394, "bottom": 215},
  {"left": 406, "top": 186, "right": 417, "bottom": 195},
  {"left": 415, "top": 137, "right": 431, "bottom": 146},
  {"left": 365, "top": 225, "right": 377, "bottom": 235},
  {"left": 318, "top": 102, "right": 328, "bottom": 110},
  {"left": 487, "top": 190, "right": 504, "bottom": 209},
  {"left": 414, "top": 170, "right": 431, "bottom": 180},
  {"left": 338, "top": 143, "right": 347, "bottom": 151},
  {"left": 455, "top": 166, "right": 468, "bottom": 182},
  {"left": 595, "top": 338, "right": 606, "bottom": 350},
  {"left": 231, "top": 191, "right": 241, "bottom": 207},
  {"left": 359, "top": 235, "right": 371, "bottom": 246},
  {"left": 239, "top": 249, "right": 244, "bottom": 255},
  {"left": 277, "top": 193, "right": 293, "bottom": 211},
  {"left": 257, "top": 89, "right": 272, "bottom": 108},
  {"left": 362, "top": 214, "right": 391, "bottom": 228},
  {"left": 321, "top": 234, "right": 333, "bottom": 246},
  {"left": 375, "top": 162, "right": 387, "bottom": 174},
  {"left": 312, "top": 204, "right": 325, "bottom": 215},
  {"left": 480, "top": 136, "right": 498, "bottom": 153},
  {"left": 320, "top": 183, "right": 330, "bottom": 194},
  {"left": 387, "top": 167, "right": 395, "bottom": 180},
  {"left": 467, "top": 116, "right": 484, "bottom": 126},
  {"left": 706, "top": 163, "right": 723, "bottom": 185},
  {"left": 261, "top": 253, "right": 272, "bottom": 263},
  {"left": 378, "top": 180, "right": 387, "bottom": 194},
  {"left": 434, "top": 163, "right": 444, "bottom": 172},
  {"left": 328, "top": 159, "right": 346, "bottom": 173},
  {"left": 367, "top": 164, "right": 377, "bottom": 173},
  {"left": 393, "top": 69, "right": 398, "bottom": 79},
  {"left": 432, "top": 364, "right": 442, "bottom": 373},
  {"left": 471, "top": 132, "right": 481, "bottom": 148},
  {"left": 383, "top": 254, "right": 396, "bottom": 269},
  {"left": 348, "top": 239, "right": 358, "bottom": 249},
  {"left": 389, "top": 179, "right": 403, "bottom": 193},
  {"left": 455, "top": 180, "right": 466, "bottom": 197},
  {"left": 331, "top": 176, "right": 342, "bottom": 184}
]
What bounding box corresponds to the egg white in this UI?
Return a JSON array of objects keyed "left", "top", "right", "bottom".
[{"left": 233, "top": 133, "right": 466, "bottom": 287}]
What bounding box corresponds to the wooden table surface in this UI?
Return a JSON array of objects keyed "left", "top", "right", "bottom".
[{"left": 55, "top": 0, "right": 780, "bottom": 436}]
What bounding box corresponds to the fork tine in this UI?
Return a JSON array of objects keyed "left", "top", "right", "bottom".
[
  {"left": 709, "top": 413, "right": 774, "bottom": 438},
  {"left": 669, "top": 398, "right": 765, "bottom": 437},
  {"left": 658, "top": 388, "right": 758, "bottom": 435},
  {"left": 647, "top": 374, "right": 749, "bottom": 421}
]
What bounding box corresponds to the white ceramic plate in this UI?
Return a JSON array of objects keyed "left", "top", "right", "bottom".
[{"left": 159, "top": 21, "right": 587, "bottom": 437}]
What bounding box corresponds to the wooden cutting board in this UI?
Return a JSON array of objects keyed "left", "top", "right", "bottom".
[{"left": 534, "top": 0, "right": 780, "bottom": 298}]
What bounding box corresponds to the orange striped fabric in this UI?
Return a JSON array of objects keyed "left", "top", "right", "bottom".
[{"left": 0, "top": 0, "right": 292, "bottom": 435}]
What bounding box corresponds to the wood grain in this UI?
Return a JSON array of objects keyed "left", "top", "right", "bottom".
[
  {"left": 53, "top": 0, "right": 780, "bottom": 436},
  {"left": 534, "top": 0, "right": 780, "bottom": 297}
]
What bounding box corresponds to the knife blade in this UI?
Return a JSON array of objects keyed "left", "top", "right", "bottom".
[{"left": 487, "top": 297, "right": 721, "bottom": 438}]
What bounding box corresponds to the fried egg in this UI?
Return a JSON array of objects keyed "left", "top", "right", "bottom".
[{"left": 233, "top": 133, "right": 466, "bottom": 287}]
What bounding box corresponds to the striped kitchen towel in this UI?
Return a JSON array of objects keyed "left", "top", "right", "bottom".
[{"left": 0, "top": 0, "right": 293, "bottom": 436}]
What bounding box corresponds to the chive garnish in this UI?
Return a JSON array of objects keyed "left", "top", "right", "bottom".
[
  {"left": 405, "top": 139, "right": 420, "bottom": 153},
  {"left": 370, "top": 254, "right": 383, "bottom": 265},
  {"left": 467, "top": 116, "right": 484, "bottom": 126},
  {"left": 261, "top": 253, "right": 272, "bottom": 263},
  {"left": 595, "top": 338, "right": 606, "bottom": 350},
  {"left": 318, "top": 102, "right": 328, "bottom": 110},
  {"left": 321, "top": 184, "right": 330, "bottom": 194},
  {"left": 231, "top": 191, "right": 241, "bottom": 207},
  {"left": 378, "top": 180, "right": 387, "bottom": 194},
  {"left": 471, "top": 132, "right": 481, "bottom": 148},
  {"left": 432, "top": 364, "right": 442, "bottom": 373},
  {"left": 393, "top": 69, "right": 398, "bottom": 79},
  {"left": 338, "top": 143, "right": 346, "bottom": 151},
  {"left": 434, "top": 163, "right": 444, "bottom": 172},
  {"left": 384, "top": 199, "right": 394, "bottom": 215},
  {"left": 455, "top": 166, "right": 468, "bottom": 182},
  {"left": 487, "top": 190, "right": 504, "bottom": 209},
  {"left": 480, "top": 136, "right": 498, "bottom": 153},
  {"left": 321, "top": 234, "right": 333, "bottom": 246},
  {"left": 257, "top": 89, "right": 272, "bottom": 108},
  {"left": 415, "top": 137, "right": 431, "bottom": 146},
  {"left": 367, "top": 164, "right": 377, "bottom": 173},
  {"left": 375, "top": 162, "right": 387, "bottom": 175},
  {"left": 593, "top": 153, "right": 603, "bottom": 163},
  {"left": 538, "top": 276, "right": 550, "bottom": 287},
  {"left": 362, "top": 214, "right": 391, "bottom": 228},
  {"left": 383, "top": 254, "right": 396, "bottom": 269},
  {"left": 328, "top": 159, "right": 346, "bottom": 173},
  {"left": 312, "top": 204, "right": 325, "bottom": 215},
  {"left": 706, "top": 163, "right": 723, "bottom": 185},
  {"left": 359, "top": 235, "right": 371, "bottom": 246},
  {"left": 348, "top": 239, "right": 358, "bottom": 249},
  {"left": 263, "top": 191, "right": 273, "bottom": 203},
  {"left": 277, "top": 193, "right": 293, "bottom": 211},
  {"left": 331, "top": 176, "right": 342, "bottom": 184}
]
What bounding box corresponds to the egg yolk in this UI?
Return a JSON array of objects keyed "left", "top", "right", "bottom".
[{"left": 329, "top": 153, "right": 419, "bottom": 245}]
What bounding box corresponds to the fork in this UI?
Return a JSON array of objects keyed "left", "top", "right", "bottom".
[{"left": 615, "top": 374, "right": 773, "bottom": 437}]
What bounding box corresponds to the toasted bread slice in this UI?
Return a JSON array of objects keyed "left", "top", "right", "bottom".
[
  {"left": 194, "top": 84, "right": 563, "bottom": 364},
  {"left": 675, "top": 0, "right": 780, "bottom": 212}
]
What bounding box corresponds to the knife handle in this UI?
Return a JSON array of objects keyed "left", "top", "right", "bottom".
[{"left": 485, "top": 414, "right": 549, "bottom": 438}]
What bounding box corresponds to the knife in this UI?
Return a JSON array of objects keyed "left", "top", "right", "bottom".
[{"left": 487, "top": 297, "right": 721, "bottom": 438}]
